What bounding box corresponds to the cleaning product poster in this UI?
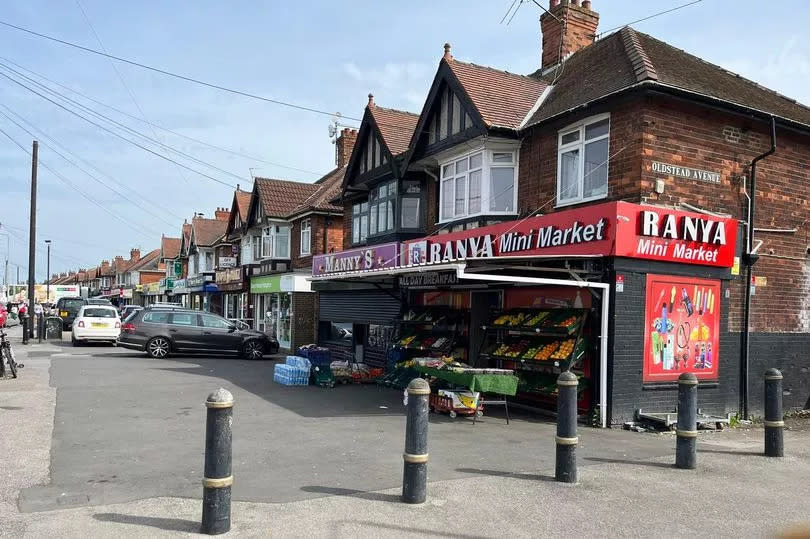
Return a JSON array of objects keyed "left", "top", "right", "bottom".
[{"left": 642, "top": 275, "right": 721, "bottom": 382}]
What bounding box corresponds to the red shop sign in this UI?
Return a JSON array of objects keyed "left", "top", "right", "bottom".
[
  {"left": 402, "top": 202, "right": 737, "bottom": 269},
  {"left": 614, "top": 202, "right": 737, "bottom": 268}
]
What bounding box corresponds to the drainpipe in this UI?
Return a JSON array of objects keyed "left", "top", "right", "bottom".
[{"left": 741, "top": 116, "right": 776, "bottom": 420}]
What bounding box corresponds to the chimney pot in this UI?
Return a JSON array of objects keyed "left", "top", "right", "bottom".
[
  {"left": 540, "top": 0, "right": 599, "bottom": 70},
  {"left": 367, "top": 93, "right": 375, "bottom": 108},
  {"left": 582, "top": 0, "right": 591, "bottom": 8},
  {"left": 443, "top": 42, "right": 452, "bottom": 60}
]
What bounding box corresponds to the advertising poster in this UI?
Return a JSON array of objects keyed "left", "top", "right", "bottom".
[{"left": 642, "top": 275, "right": 721, "bottom": 382}]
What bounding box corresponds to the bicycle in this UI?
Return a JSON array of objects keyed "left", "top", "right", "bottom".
[{"left": 0, "top": 329, "right": 23, "bottom": 379}]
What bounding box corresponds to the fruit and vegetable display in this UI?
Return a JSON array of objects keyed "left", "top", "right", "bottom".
[
  {"left": 491, "top": 309, "right": 583, "bottom": 333},
  {"left": 486, "top": 336, "right": 581, "bottom": 362},
  {"left": 551, "top": 339, "right": 575, "bottom": 360}
]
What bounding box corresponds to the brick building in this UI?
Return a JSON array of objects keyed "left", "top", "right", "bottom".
[{"left": 313, "top": 0, "right": 810, "bottom": 424}]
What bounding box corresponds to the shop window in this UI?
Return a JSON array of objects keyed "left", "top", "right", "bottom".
[
  {"left": 319, "top": 321, "right": 353, "bottom": 345},
  {"left": 557, "top": 113, "right": 610, "bottom": 206},
  {"left": 300, "top": 219, "right": 311, "bottom": 256},
  {"left": 439, "top": 150, "right": 515, "bottom": 222}
]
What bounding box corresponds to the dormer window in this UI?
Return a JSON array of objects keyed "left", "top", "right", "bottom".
[{"left": 439, "top": 146, "right": 518, "bottom": 223}]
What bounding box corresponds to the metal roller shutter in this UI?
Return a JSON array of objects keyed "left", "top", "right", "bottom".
[{"left": 319, "top": 289, "right": 401, "bottom": 324}]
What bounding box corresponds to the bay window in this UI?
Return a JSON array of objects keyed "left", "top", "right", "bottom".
[
  {"left": 400, "top": 180, "right": 422, "bottom": 229},
  {"left": 439, "top": 149, "right": 515, "bottom": 222},
  {"left": 352, "top": 202, "right": 369, "bottom": 244},
  {"left": 369, "top": 180, "right": 396, "bottom": 236},
  {"left": 300, "top": 219, "right": 311, "bottom": 256},
  {"left": 557, "top": 114, "right": 610, "bottom": 206},
  {"left": 261, "top": 225, "right": 291, "bottom": 259}
]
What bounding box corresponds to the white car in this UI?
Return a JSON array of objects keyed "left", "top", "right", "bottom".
[{"left": 71, "top": 305, "right": 121, "bottom": 346}]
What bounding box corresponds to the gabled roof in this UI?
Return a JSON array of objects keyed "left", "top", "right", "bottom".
[
  {"left": 128, "top": 249, "right": 161, "bottom": 272},
  {"left": 369, "top": 106, "right": 419, "bottom": 156},
  {"left": 161, "top": 236, "right": 181, "bottom": 260},
  {"left": 99, "top": 263, "right": 114, "bottom": 277},
  {"left": 289, "top": 166, "right": 345, "bottom": 217},
  {"left": 235, "top": 190, "right": 252, "bottom": 220},
  {"left": 180, "top": 222, "right": 192, "bottom": 256},
  {"left": 253, "top": 177, "right": 319, "bottom": 219},
  {"left": 192, "top": 216, "right": 229, "bottom": 247},
  {"left": 446, "top": 58, "right": 548, "bottom": 130},
  {"left": 525, "top": 27, "right": 810, "bottom": 129}
]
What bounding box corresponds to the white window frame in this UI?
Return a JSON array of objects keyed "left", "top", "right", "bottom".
[
  {"left": 437, "top": 146, "right": 519, "bottom": 224},
  {"left": 261, "top": 224, "right": 291, "bottom": 260},
  {"left": 556, "top": 113, "right": 610, "bottom": 207},
  {"left": 300, "top": 219, "right": 311, "bottom": 256}
]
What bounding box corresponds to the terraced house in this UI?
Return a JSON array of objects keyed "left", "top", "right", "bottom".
[{"left": 314, "top": 0, "right": 810, "bottom": 425}]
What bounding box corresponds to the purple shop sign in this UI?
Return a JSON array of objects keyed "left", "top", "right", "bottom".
[{"left": 312, "top": 242, "right": 400, "bottom": 277}]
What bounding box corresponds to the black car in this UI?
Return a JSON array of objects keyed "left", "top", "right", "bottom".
[
  {"left": 120, "top": 305, "right": 143, "bottom": 321},
  {"left": 117, "top": 308, "right": 280, "bottom": 359},
  {"left": 56, "top": 296, "right": 87, "bottom": 330}
]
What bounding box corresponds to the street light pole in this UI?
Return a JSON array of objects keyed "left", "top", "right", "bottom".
[{"left": 45, "top": 240, "right": 51, "bottom": 305}]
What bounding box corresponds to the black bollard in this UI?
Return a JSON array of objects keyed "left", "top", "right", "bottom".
[
  {"left": 37, "top": 314, "right": 43, "bottom": 343},
  {"left": 402, "top": 377, "right": 430, "bottom": 504},
  {"left": 555, "top": 371, "right": 579, "bottom": 483},
  {"left": 201, "top": 388, "right": 233, "bottom": 535},
  {"left": 764, "top": 368, "right": 784, "bottom": 457},
  {"left": 676, "top": 372, "right": 698, "bottom": 469},
  {"left": 22, "top": 316, "right": 29, "bottom": 345}
]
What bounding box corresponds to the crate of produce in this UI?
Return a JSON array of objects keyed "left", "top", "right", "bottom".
[{"left": 311, "top": 364, "right": 335, "bottom": 388}]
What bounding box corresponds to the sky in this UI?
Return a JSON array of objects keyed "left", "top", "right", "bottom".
[{"left": 0, "top": 0, "right": 808, "bottom": 281}]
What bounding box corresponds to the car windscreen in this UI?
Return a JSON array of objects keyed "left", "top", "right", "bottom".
[
  {"left": 62, "top": 299, "right": 85, "bottom": 311},
  {"left": 82, "top": 308, "right": 117, "bottom": 318}
]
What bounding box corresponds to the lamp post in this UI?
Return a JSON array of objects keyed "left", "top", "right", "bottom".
[
  {"left": 45, "top": 240, "right": 51, "bottom": 305},
  {"left": 0, "top": 230, "right": 9, "bottom": 300}
]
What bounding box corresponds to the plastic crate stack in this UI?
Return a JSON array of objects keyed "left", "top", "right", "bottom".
[
  {"left": 273, "top": 355, "right": 312, "bottom": 386},
  {"left": 297, "top": 346, "right": 332, "bottom": 368}
]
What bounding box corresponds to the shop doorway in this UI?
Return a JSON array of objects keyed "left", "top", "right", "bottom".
[{"left": 469, "top": 290, "right": 502, "bottom": 367}]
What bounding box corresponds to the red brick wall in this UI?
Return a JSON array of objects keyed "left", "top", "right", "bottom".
[
  {"left": 139, "top": 272, "right": 163, "bottom": 285},
  {"left": 640, "top": 96, "right": 810, "bottom": 333},
  {"left": 291, "top": 213, "right": 345, "bottom": 270},
  {"left": 517, "top": 100, "right": 645, "bottom": 216}
]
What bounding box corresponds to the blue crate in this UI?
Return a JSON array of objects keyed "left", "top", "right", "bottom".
[{"left": 306, "top": 349, "right": 332, "bottom": 368}]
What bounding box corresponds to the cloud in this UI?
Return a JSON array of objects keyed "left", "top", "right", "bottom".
[
  {"left": 341, "top": 61, "right": 433, "bottom": 108},
  {"left": 722, "top": 35, "right": 810, "bottom": 107}
]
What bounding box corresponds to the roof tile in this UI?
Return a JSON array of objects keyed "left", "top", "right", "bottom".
[
  {"left": 254, "top": 177, "right": 319, "bottom": 218},
  {"left": 369, "top": 106, "right": 419, "bottom": 155}
]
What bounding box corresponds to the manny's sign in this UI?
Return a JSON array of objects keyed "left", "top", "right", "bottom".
[{"left": 402, "top": 202, "right": 737, "bottom": 269}]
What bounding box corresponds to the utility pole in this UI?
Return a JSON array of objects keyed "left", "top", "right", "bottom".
[{"left": 27, "top": 140, "right": 38, "bottom": 338}]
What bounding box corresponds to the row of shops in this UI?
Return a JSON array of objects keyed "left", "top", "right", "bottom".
[{"left": 312, "top": 202, "right": 740, "bottom": 427}]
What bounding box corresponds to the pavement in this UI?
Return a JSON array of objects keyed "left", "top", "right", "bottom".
[{"left": 1, "top": 324, "right": 809, "bottom": 538}]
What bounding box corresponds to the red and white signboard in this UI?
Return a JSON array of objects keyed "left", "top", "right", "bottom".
[{"left": 402, "top": 202, "right": 737, "bottom": 269}]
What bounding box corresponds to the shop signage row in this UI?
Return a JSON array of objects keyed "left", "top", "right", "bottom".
[
  {"left": 142, "top": 281, "right": 161, "bottom": 295},
  {"left": 398, "top": 272, "right": 459, "bottom": 287},
  {"left": 218, "top": 256, "right": 237, "bottom": 268},
  {"left": 250, "top": 273, "right": 312, "bottom": 294},
  {"left": 173, "top": 279, "right": 188, "bottom": 294},
  {"left": 311, "top": 202, "right": 738, "bottom": 278},
  {"left": 216, "top": 267, "right": 243, "bottom": 284}
]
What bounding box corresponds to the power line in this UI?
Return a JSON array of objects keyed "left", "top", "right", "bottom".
[
  {"left": 0, "top": 102, "right": 184, "bottom": 222},
  {"left": 0, "top": 56, "right": 328, "bottom": 177},
  {"left": 0, "top": 69, "right": 240, "bottom": 189},
  {"left": 597, "top": 0, "right": 704, "bottom": 37},
  {"left": 0, "top": 124, "right": 162, "bottom": 239},
  {"left": 0, "top": 61, "right": 248, "bottom": 184},
  {"left": 0, "top": 105, "right": 180, "bottom": 228},
  {"left": 0, "top": 18, "right": 356, "bottom": 120}
]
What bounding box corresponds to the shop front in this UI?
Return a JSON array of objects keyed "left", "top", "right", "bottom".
[
  {"left": 313, "top": 242, "right": 402, "bottom": 366},
  {"left": 250, "top": 273, "right": 314, "bottom": 351},
  {"left": 141, "top": 281, "right": 161, "bottom": 306},
  {"left": 186, "top": 275, "right": 220, "bottom": 313},
  {"left": 216, "top": 267, "right": 249, "bottom": 325},
  {"left": 172, "top": 278, "right": 189, "bottom": 307},
  {"left": 312, "top": 202, "right": 739, "bottom": 427}
]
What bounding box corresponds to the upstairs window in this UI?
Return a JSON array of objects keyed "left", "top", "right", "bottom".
[
  {"left": 352, "top": 202, "right": 369, "bottom": 244},
  {"left": 261, "top": 225, "right": 291, "bottom": 259},
  {"left": 439, "top": 149, "right": 516, "bottom": 222},
  {"left": 369, "top": 180, "right": 396, "bottom": 237},
  {"left": 557, "top": 114, "right": 610, "bottom": 206},
  {"left": 300, "top": 219, "right": 311, "bottom": 256}
]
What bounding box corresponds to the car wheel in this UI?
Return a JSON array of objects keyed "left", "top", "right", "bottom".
[
  {"left": 146, "top": 337, "right": 170, "bottom": 359},
  {"left": 243, "top": 340, "right": 265, "bottom": 360}
]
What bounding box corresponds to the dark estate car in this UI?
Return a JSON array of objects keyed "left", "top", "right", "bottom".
[
  {"left": 117, "top": 308, "right": 280, "bottom": 359},
  {"left": 56, "top": 297, "right": 87, "bottom": 330}
]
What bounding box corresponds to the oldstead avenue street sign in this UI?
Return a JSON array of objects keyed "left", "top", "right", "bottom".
[{"left": 651, "top": 161, "right": 721, "bottom": 184}]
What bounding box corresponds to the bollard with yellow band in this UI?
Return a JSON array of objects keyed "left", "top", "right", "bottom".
[
  {"left": 764, "top": 369, "right": 784, "bottom": 457},
  {"left": 402, "top": 377, "right": 430, "bottom": 504},
  {"left": 555, "top": 371, "right": 579, "bottom": 483},
  {"left": 676, "top": 373, "right": 698, "bottom": 469},
  {"left": 201, "top": 388, "right": 233, "bottom": 535}
]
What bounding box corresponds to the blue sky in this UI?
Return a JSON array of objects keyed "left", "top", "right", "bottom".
[{"left": 0, "top": 0, "right": 808, "bottom": 280}]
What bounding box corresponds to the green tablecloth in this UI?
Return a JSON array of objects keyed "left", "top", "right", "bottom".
[{"left": 412, "top": 366, "right": 518, "bottom": 396}]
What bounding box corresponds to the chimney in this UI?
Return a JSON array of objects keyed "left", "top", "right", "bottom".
[
  {"left": 130, "top": 248, "right": 141, "bottom": 261},
  {"left": 335, "top": 128, "right": 358, "bottom": 168},
  {"left": 101, "top": 260, "right": 110, "bottom": 269},
  {"left": 367, "top": 93, "right": 375, "bottom": 109},
  {"left": 541, "top": 0, "right": 599, "bottom": 71},
  {"left": 215, "top": 207, "right": 230, "bottom": 221},
  {"left": 115, "top": 256, "right": 123, "bottom": 262}
]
